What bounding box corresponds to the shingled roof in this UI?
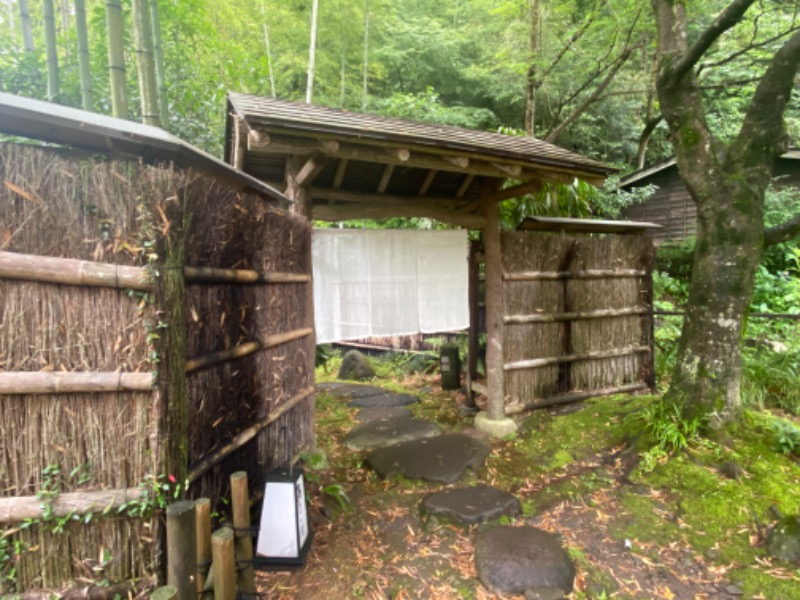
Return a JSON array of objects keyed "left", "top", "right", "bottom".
[{"left": 225, "top": 93, "right": 615, "bottom": 227}]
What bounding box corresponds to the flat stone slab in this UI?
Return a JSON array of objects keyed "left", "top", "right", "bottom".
[
  {"left": 357, "top": 406, "right": 414, "bottom": 422},
  {"left": 366, "top": 433, "right": 490, "bottom": 484},
  {"left": 316, "top": 382, "right": 419, "bottom": 408},
  {"left": 475, "top": 526, "right": 575, "bottom": 595},
  {"left": 344, "top": 417, "right": 441, "bottom": 450},
  {"left": 420, "top": 484, "right": 521, "bottom": 524}
]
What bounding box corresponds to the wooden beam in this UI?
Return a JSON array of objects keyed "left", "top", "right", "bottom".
[
  {"left": 0, "top": 487, "right": 142, "bottom": 523},
  {"left": 443, "top": 155, "right": 469, "bottom": 169},
  {"left": 293, "top": 152, "right": 327, "bottom": 188},
  {"left": 0, "top": 371, "right": 153, "bottom": 394},
  {"left": 456, "top": 174, "right": 475, "bottom": 198},
  {"left": 377, "top": 164, "right": 395, "bottom": 193},
  {"left": 491, "top": 162, "right": 521, "bottom": 177},
  {"left": 504, "top": 345, "right": 650, "bottom": 371},
  {"left": 312, "top": 198, "right": 485, "bottom": 228},
  {"left": 249, "top": 131, "right": 339, "bottom": 154},
  {"left": 247, "top": 130, "right": 270, "bottom": 150},
  {"left": 232, "top": 118, "right": 246, "bottom": 170},
  {"left": 487, "top": 179, "right": 544, "bottom": 203},
  {"left": 333, "top": 158, "right": 348, "bottom": 189},
  {"left": 419, "top": 170, "right": 437, "bottom": 196},
  {"left": 504, "top": 269, "right": 646, "bottom": 281},
  {"left": 386, "top": 148, "right": 410, "bottom": 161}
]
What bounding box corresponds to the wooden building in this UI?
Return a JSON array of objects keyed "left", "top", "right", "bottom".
[
  {"left": 620, "top": 150, "right": 800, "bottom": 243},
  {"left": 225, "top": 94, "right": 656, "bottom": 434}
]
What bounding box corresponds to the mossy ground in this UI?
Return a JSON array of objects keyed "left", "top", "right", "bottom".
[{"left": 257, "top": 352, "right": 800, "bottom": 599}]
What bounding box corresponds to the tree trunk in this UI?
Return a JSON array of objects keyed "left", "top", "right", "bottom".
[
  {"left": 75, "top": 0, "right": 93, "bottom": 111},
  {"left": 106, "top": 0, "right": 128, "bottom": 119},
  {"left": 525, "top": 0, "right": 539, "bottom": 136},
  {"left": 132, "top": 0, "right": 161, "bottom": 126},
  {"left": 362, "top": 0, "right": 369, "bottom": 111},
  {"left": 261, "top": 2, "right": 277, "bottom": 99},
  {"left": 6, "top": 0, "right": 14, "bottom": 35},
  {"left": 43, "top": 0, "right": 60, "bottom": 103},
  {"left": 18, "top": 0, "right": 33, "bottom": 52},
  {"left": 149, "top": 0, "right": 169, "bottom": 126},
  {"left": 306, "top": 0, "right": 319, "bottom": 104}
]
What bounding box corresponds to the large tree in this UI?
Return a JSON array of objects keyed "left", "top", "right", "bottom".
[{"left": 652, "top": 0, "right": 800, "bottom": 426}]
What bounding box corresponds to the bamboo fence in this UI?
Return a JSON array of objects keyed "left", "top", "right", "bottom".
[
  {"left": 501, "top": 231, "right": 654, "bottom": 413},
  {"left": 0, "top": 143, "right": 313, "bottom": 595}
]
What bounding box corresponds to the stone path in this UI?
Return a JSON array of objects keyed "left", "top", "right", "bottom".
[{"left": 318, "top": 380, "right": 575, "bottom": 598}]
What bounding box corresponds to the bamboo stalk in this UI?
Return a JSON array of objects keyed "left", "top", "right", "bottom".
[
  {"left": 230, "top": 473, "right": 256, "bottom": 594},
  {"left": 166, "top": 501, "right": 196, "bottom": 600},
  {"left": 185, "top": 328, "right": 313, "bottom": 374},
  {"left": 504, "top": 345, "right": 650, "bottom": 371},
  {"left": 187, "top": 386, "right": 315, "bottom": 483},
  {"left": 211, "top": 528, "right": 236, "bottom": 600},
  {"left": 504, "top": 382, "right": 650, "bottom": 415},
  {"left": 0, "top": 251, "right": 151, "bottom": 290},
  {"left": 195, "top": 499, "right": 212, "bottom": 597},
  {"left": 0, "top": 487, "right": 141, "bottom": 524},
  {"left": 504, "top": 269, "right": 646, "bottom": 281},
  {"left": 184, "top": 266, "right": 310, "bottom": 285},
  {"left": 0, "top": 371, "right": 153, "bottom": 395},
  {"left": 504, "top": 306, "right": 648, "bottom": 324}
]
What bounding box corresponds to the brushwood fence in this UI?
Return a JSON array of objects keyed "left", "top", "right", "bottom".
[
  {"left": 501, "top": 231, "right": 655, "bottom": 414},
  {"left": 0, "top": 144, "right": 314, "bottom": 595}
]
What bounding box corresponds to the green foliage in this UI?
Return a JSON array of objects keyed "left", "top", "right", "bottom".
[
  {"left": 322, "top": 483, "right": 351, "bottom": 511},
  {"left": 772, "top": 419, "right": 800, "bottom": 456},
  {"left": 642, "top": 398, "right": 703, "bottom": 453}
]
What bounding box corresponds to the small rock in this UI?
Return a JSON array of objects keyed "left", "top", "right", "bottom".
[
  {"left": 717, "top": 461, "right": 744, "bottom": 481},
  {"left": 475, "top": 526, "right": 575, "bottom": 595},
  {"left": 724, "top": 584, "right": 743, "bottom": 596},
  {"left": 766, "top": 514, "right": 800, "bottom": 564},
  {"left": 337, "top": 350, "right": 376, "bottom": 380},
  {"left": 356, "top": 406, "right": 413, "bottom": 422},
  {"left": 525, "top": 586, "right": 565, "bottom": 600}
]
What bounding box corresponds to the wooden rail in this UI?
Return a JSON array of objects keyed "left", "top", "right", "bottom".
[
  {"left": 0, "top": 487, "right": 142, "bottom": 523},
  {"left": 503, "top": 269, "right": 646, "bottom": 281},
  {"left": 504, "top": 382, "right": 650, "bottom": 415},
  {"left": 504, "top": 306, "right": 648, "bottom": 324},
  {"left": 504, "top": 345, "right": 650, "bottom": 371},
  {"left": 0, "top": 371, "right": 153, "bottom": 395},
  {"left": 185, "top": 328, "right": 313, "bottom": 373}
]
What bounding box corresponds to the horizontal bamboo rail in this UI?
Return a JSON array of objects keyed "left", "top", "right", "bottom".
[
  {"left": 504, "top": 345, "right": 650, "bottom": 371},
  {"left": 656, "top": 310, "right": 800, "bottom": 321},
  {"left": 504, "top": 306, "right": 648, "bottom": 325},
  {"left": 504, "top": 382, "right": 650, "bottom": 415},
  {"left": 0, "top": 487, "right": 142, "bottom": 523},
  {"left": 503, "top": 268, "right": 646, "bottom": 281},
  {"left": 0, "top": 251, "right": 309, "bottom": 289},
  {"left": 0, "top": 250, "right": 151, "bottom": 290},
  {"left": 187, "top": 385, "right": 316, "bottom": 483},
  {"left": 0, "top": 371, "right": 153, "bottom": 395},
  {"left": 185, "top": 328, "right": 314, "bottom": 373}
]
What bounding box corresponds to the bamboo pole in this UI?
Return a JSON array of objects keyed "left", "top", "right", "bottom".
[
  {"left": 75, "top": 0, "right": 94, "bottom": 111},
  {"left": 504, "top": 345, "right": 650, "bottom": 372},
  {"left": 184, "top": 266, "right": 310, "bottom": 284},
  {"left": 0, "top": 371, "right": 153, "bottom": 395},
  {"left": 167, "top": 501, "right": 196, "bottom": 600},
  {"left": 0, "top": 487, "right": 141, "bottom": 524},
  {"left": 0, "top": 251, "right": 151, "bottom": 290},
  {"left": 106, "top": 0, "right": 128, "bottom": 119},
  {"left": 185, "top": 328, "right": 313, "bottom": 374},
  {"left": 504, "top": 382, "right": 650, "bottom": 415},
  {"left": 211, "top": 528, "right": 236, "bottom": 600},
  {"left": 149, "top": 0, "right": 168, "bottom": 126},
  {"left": 504, "top": 269, "right": 646, "bottom": 281},
  {"left": 43, "top": 0, "right": 60, "bottom": 103},
  {"left": 504, "top": 306, "right": 648, "bottom": 324},
  {"left": 187, "top": 386, "right": 315, "bottom": 483},
  {"left": 151, "top": 586, "right": 177, "bottom": 600},
  {"left": 132, "top": 0, "right": 161, "bottom": 126},
  {"left": 230, "top": 473, "right": 256, "bottom": 594},
  {"left": 195, "top": 499, "right": 212, "bottom": 597}
]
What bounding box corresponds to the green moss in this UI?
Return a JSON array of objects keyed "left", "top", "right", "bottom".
[{"left": 680, "top": 125, "right": 701, "bottom": 148}]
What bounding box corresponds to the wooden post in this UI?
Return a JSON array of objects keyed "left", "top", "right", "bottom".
[
  {"left": 482, "top": 193, "right": 505, "bottom": 421},
  {"left": 195, "top": 498, "right": 212, "bottom": 597},
  {"left": 151, "top": 586, "right": 177, "bottom": 600},
  {"left": 285, "top": 155, "right": 314, "bottom": 220},
  {"left": 230, "top": 472, "right": 256, "bottom": 595},
  {"left": 466, "top": 239, "right": 480, "bottom": 408},
  {"left": 166, "top": 501, "right": 197, "bottom": 600},
  {"left": 211, "top": 528, "right": 236, "bottom": 600}
]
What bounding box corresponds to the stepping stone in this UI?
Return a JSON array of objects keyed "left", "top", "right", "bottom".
[
  {"left": 317, "top": 382, "right": 419, "bottom": 408},
  {"left": 357, "top": 406, "right": 413, "bottom": 422},
  {"left": 317, "top": 382, "right": 386, "bottom": 398},
  {"left": 366, "top": 433, "right": 490, "bottom": 484},
  {"left": 344, "top": 417, "right": 441, "bottom": 450},
  {"left": 475, "top": 526, "right": 575, "bottom": 595},
  {"left": 420, "top": 484, "right": 521, "bottom": 524}
]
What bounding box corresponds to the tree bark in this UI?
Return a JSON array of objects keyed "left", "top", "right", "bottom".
[
  {"left": 43, "top": 0, "right": 60, "bottom": 103},
  {"left": 149, "top": 0, "right": 169, "bottom": 126},
  {"left": 106, "top": 0, "right": 128, "bottom": 119},
  {"left": 132, "top": 0, "right": 161, "bottom": 126},
  {"left": 653, "top": 0, "right": 800, "bottom": 426},
  {"left": 75, "top": 0, "right": 94, "bottom": 111}
]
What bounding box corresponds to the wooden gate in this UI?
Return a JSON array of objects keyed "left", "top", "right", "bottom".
[{"left": 501, "top": 232, "right": 654, "bottom": 414}]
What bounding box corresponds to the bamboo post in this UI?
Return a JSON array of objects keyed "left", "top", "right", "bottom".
[
  {"left": 211, "top": 528, "right": 236, "bottom": 600},
  {"left": 151, "top": 586, "right": 177, "bottom": 600},
  {"left": 482, "top": 193, "right": 505, "bottom": 421},
  {"left": 166, "top": 501, "right": 197, "bottom": 600},
  {"left": 195, "top": 498, "right": 212, "bottom": 597},
  {"left": 230, "top": 472, "right": 256, "bottom": 594},
  {"left": 466, "top": 239, "right": 479, "bottom": 408}
]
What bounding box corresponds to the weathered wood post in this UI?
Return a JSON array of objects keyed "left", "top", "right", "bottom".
[
  {"left": 166, "top": 501, "right": 197, "bottom": 600},
  {"left": 230, "top": 472, "right": 256, "bottom": 594},
  {"left": 211, "top": 528, "right": 236, "bottom": 600},
  {"left": 195, "top": 498, "right": 212, "bottom": 596}
]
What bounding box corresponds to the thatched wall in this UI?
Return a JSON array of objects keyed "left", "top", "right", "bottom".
[
  {"left": 502, "top": 231, "right": 653, "bottom": 410},
  {"left": 0, "top": 143, "right": 312, "bottom": 594}
]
